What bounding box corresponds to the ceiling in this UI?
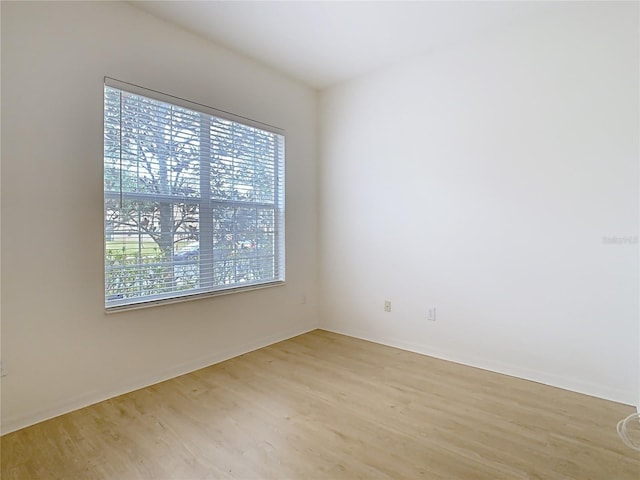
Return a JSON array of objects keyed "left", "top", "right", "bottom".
[{"left": 131, "top": 1, "right": 568, "bottom": 90}]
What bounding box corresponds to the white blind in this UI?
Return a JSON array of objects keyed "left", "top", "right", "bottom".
[{"left": 104, "top": 79, "right": 285, "bottom": 310}]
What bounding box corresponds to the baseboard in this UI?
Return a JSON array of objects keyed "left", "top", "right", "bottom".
[
  {"left": 4, "top": 323, "right": 632, "bottom": 434},
  {"left": 1, "top": 324, "right": 317, "bottom": 435},
  {"left": 320, "top": 326, "right": 636, "bottom": 406}
]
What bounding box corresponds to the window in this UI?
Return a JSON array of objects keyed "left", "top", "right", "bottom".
[{"left": 104, "top": 78, "right": 285, "bottom": 311}]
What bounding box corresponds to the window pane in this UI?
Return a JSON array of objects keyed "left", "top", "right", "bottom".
[
  {"left": 105, "top": 199, "right": 201, "bottom": 302},
  {"left": 210, "top": 121, "right": 276, "bottom": 203},
  {"left": 209, "top": 206, "right": 277, "bottom": 286}
]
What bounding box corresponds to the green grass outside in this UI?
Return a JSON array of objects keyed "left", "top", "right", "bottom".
[
  {"left": 105, "top": 239, "right": 159, "bottom": 255},
  {"left": 105, "top": 238, "right": 197, "bottom": 255}
]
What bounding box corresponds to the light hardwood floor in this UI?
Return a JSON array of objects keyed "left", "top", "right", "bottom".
[{"left": 2, "top": 329, "right": 639, "bottom": 479}]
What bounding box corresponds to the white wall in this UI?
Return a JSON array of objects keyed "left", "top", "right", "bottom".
[
  {"left": 0, "top": 1, "right": 319, "bottom": 433},
  {"left": 319, "top": 3, "right": 639, "bottom": 405}
]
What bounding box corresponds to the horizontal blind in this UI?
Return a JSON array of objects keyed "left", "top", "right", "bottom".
[{"left": 104, "top": 80, "right": 285, "bottom": 310}]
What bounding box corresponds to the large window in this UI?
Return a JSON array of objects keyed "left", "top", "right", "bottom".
[{"left": 104, "top": 79, "right": 285, "bottom": 311}]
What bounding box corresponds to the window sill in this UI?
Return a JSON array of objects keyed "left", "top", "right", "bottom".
[{"left": 105, "top": 280, "right": 286, "bottom": 314}]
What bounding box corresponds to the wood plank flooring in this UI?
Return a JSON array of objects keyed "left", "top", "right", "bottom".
[{"left": 2, "top": 329, "right": 639, "bottom": 479}]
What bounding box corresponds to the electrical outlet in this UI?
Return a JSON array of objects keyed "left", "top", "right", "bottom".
[
  {"left": 384, "top": 300, "right": 392, "bottom": 312},
  {"left": 300, "top": 294, "right": 307, "bottom": 305},
  {"left": 427, "top": 308, "right": 436, "bottom": 322}
]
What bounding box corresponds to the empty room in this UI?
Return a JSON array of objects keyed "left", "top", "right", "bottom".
[{"left": 1, "top": 1, "right": 639, "bottom": 478}]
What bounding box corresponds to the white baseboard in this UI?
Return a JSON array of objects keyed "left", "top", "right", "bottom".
[
  {"left": 320, "top": 326, "right": 636, "bottom": 406},
  {"left": 1, "top": 324, "right": 317, "bottom": 435},
  {"left": 4, "top": 323, "right": 633, "bottom": 434}
]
